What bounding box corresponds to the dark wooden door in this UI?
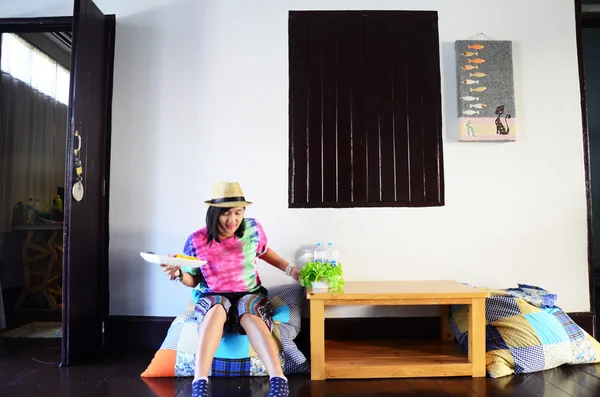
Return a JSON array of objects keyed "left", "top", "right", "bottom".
[{"left": 62, "top": 0, "right": 113, "bottom": 366}]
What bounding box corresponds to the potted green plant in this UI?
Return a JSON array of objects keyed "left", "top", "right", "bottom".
[{"left": 299, "top": 261, "right": 345, "bottom": 291}]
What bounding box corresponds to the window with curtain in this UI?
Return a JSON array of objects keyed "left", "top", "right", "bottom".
[
  {"left": 1, "top": 33, "right": 70, "bottom": 105},
  {"left": 0, "top": 33, "right": 69, "bottom": 233}
]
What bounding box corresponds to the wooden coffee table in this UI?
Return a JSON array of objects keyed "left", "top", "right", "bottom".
[{"left": 307, "top": 280, "right": 489, "bottom": 380}]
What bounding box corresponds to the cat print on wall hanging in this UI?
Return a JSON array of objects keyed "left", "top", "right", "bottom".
[{"left": 455, "top": 40, "right": 517, "bottom": 141}]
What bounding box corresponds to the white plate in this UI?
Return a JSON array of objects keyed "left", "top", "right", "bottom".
[{"left": 139, "top": 252, "right": 206, "bottom": 268}]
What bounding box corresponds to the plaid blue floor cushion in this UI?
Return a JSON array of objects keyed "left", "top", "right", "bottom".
[
  {"left": 450, "top": 284, "right": 600, "bottom": 378},
  {"left": 141, "top": 284, "right": 310, "bottom": 377}
]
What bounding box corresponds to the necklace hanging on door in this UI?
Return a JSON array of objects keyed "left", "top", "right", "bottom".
[{"left": 72, "top": 130, "right": 84, "bottom": 202}]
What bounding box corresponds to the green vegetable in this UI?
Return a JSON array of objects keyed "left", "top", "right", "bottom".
[{"left": 299, "top": 261, "right": 345, "bottom": 291}]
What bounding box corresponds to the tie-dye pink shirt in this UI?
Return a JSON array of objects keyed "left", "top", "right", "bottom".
[{"left": 181, "top": 218, "right": 269, "bottom": 299}]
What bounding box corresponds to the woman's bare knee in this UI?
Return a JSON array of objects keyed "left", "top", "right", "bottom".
[
  {"left": 203, "top": 304, "right": 227, "bottom": 324},
  {"left": 238, "top": 313, "right": 254, "bottom": 327}
]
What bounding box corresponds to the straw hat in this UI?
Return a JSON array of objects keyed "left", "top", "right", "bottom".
[{"left": 204, "top": 182, "right": 253, "bottom": 207}]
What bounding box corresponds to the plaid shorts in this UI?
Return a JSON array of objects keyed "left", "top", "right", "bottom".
[{"left": 194, "top": 287, "right": 274, "bottom": 335}]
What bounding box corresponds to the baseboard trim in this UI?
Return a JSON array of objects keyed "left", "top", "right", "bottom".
[
  {"left": 104, "top": 311, "right": 595, "bottom": 351},
  {"left": 104, "top": 316, "right": 175, "bottom": 350}
]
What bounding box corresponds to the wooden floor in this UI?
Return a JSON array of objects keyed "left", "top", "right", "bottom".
[{"left": 2, "top": 339, "right": 600, "bottom": 396}]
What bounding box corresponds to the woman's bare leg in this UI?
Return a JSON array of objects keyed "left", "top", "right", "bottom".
[
  {"left": 239, "top": 313, "right": 284, "bottom": 378},
  {"left": 194, "top": 304, "right": 227, "bottom": 381}
]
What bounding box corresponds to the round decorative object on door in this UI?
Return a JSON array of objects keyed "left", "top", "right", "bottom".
[{"left": 72, "top": 180, "right": 84, "bottom": 201}]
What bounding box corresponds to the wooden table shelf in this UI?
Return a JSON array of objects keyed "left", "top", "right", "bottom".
[
  {"left": 324, "top": 339, "right": 471, "bottom": 379},
  {"left": 307, "top": 280, "right": 490, "bottom": 380}
]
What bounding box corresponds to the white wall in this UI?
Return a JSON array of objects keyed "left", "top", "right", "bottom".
[{"left": 2, "top": 0, "right": 590, "bottom": 317}]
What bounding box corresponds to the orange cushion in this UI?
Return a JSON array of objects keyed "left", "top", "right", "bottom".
[{"left": 140, "top": 349, "right": 176, "bottom": 377}]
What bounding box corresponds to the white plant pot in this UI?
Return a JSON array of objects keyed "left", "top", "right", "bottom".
[{"left": 311, "top": 279, "right": 329, "bottom": 292}]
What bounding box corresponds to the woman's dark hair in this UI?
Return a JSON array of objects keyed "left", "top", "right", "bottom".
[{"left": 205, "top": 206, "right": 245, "bottom": 245}]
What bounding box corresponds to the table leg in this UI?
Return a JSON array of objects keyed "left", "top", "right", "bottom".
[
  {"left": 43, "top": 231, "right": 60, "bottom": 310},
  {"left": 22, "top": 231, "right": 34, "bottom": 288},
  {"left": 440, "top": 305, "right": 453, "bottom": 341},
  {"left": 310, "top": 299, "right": 325, "bottom": 380},
  {"left": 15, "top": 230, "right": 56, "bottom": 310},
  {"left": 468, "top": 298, "right": 486, "bottom": 377},
  {"left": 15, "top": 231, "right": 35, "bottom": 308}
]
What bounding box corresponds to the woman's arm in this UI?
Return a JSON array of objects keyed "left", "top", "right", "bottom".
[
  {"left": 260, "top": 249, "right": 300, "bottom": 281},
  {"left": 259, "top": 248, "right": 288, "bottom": 271},
  {"left": 180, "top": 270, "right": 202, "bottom": 288},
  {"left": 160, "top": 265, "right": 202, "bottom": 288}
]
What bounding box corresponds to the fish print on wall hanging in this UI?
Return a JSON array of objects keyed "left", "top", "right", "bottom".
[{"left": 455, "top": 40, "right": 517, "bottom": 141}]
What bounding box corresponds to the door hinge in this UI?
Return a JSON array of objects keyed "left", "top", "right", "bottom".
[{"left": 102, "top": 180, "right": 106, "bottom": 196}]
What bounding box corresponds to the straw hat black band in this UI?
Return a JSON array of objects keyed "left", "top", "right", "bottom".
[
  {"left": 204, "top": 182, "right": 253, "bottom": 207},
  {"left": 209, "top": 196, "right": 246, "bottom": 205}
]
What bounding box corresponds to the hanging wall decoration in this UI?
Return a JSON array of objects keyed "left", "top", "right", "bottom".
[{"left": 455, "top": 40, "right": 516, "bottom": 141}]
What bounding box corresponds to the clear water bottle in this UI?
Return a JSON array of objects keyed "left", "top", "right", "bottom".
[
  {"left": 25, "top": 197, "right": 35, "bottom": 224},
  {"left": 34, "top": 198, "right": 40, "bottom": 221},
  {"left": 313, "top": 242, "right": 327, "bottom": 263},
  {"left": 326, "top": 242, "right": 340, "bottom": 266}
]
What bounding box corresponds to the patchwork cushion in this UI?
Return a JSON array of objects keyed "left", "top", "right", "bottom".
[
  {"left": 450, "top": 284, "right": 600, "bottom": 378},
  {"left": 141, "top": 284, "right": 310, "bottom": 377}
]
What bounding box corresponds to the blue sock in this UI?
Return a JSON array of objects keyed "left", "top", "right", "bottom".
[
  {"left": 268, "top": 376, "right": 289, "bottom": 397},
  {"left": 192, "top": 378, "right": 209, "bottom": 397}
]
